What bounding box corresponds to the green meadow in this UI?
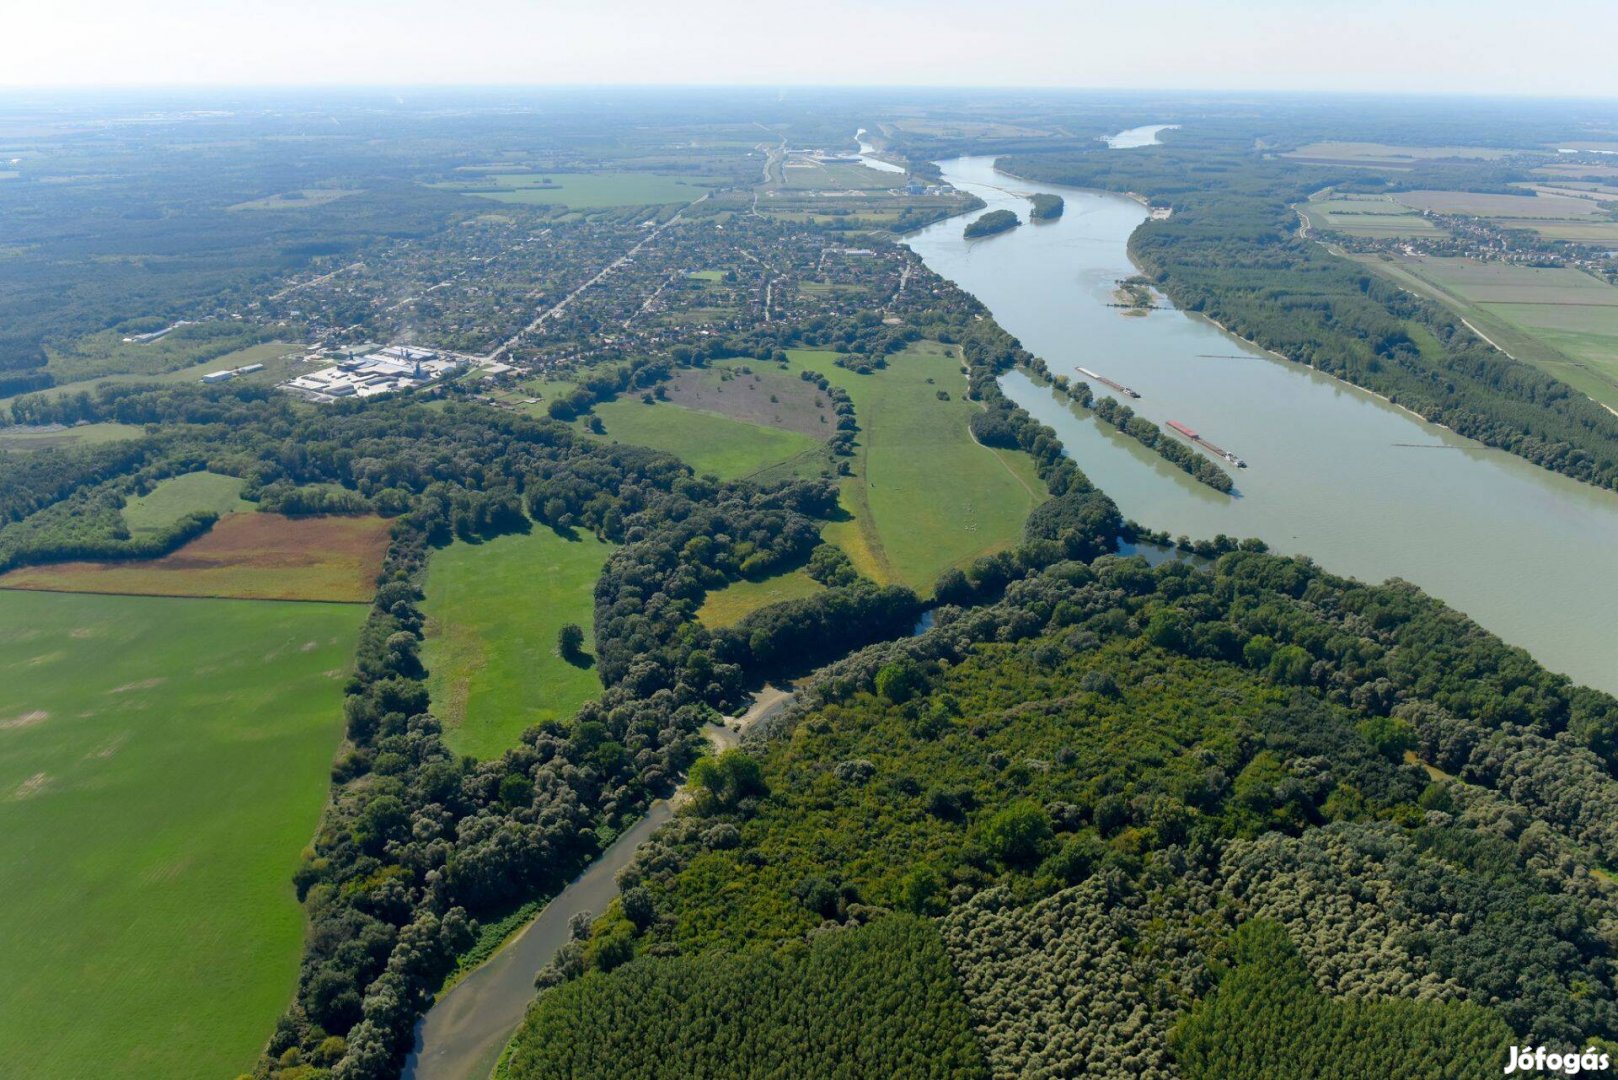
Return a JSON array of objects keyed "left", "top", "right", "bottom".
[
  {"left": 790, "top": 344, "right": 1047, "bottom": 592},
  {"left": 421, "top": 530, "right": 614, "bottom": 759},
  {"left": 697, "top": 568, "right": 825, "bottom": 628},
  {"left": 0, "top": 590, "right": 363, "bottom": 1080},
  {"left": 591, "top": 397, "right": 822, "bottom": 481},
  {"left": 122, "top": 471, "right": 252, "bottom": 534}
]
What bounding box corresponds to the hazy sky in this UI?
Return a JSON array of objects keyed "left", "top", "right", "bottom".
[{"left": 8, "top": 0, "right": 1618, "bottom": 97}]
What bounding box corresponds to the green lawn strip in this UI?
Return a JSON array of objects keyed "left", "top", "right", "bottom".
[
  {"left": 0, "top": 590, "right": 362, "bottom": 1080},
  {"left": 421, "top": 530, "right": 614, "bottom": 759}
]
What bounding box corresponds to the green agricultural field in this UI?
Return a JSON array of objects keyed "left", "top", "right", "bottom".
[
  {"left": 0, "top": 590, "right": 362, "bottom": 1080},
  {"left": 122, "top": 471, "right": 252, "bottom": 534},
  {"left": 451, "top": 172, "right": 718, "bottom": 208},
  {"left": 1354, "top": 253, "right": 1618, "bottom": 410},
  {"left": 1301, "top": 195, "right": 1443, "bottom": 238},
  {"left": 590, "top": 397, "right": 822, "bottom": 481},
  {"left": 0, "top": 422, "right": 145, "bottom": 452},
  {"left": 421, "top": 530, "right": 614, "bottom": 759},
  {"left": 1282, "top": 141, "right": 1520, "bottom": 165},
  {"left": 697, "top": 568, "right": 824, "bottom": 628},
  {"left": 789, "top": 343, "right": 1047, "bottom": 591}
]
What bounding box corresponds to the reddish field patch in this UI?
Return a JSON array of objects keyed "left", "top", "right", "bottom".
[
  {"left": 662, "top": 362, "right": 835, "bottom": 437},
  {"left": 0, "top": 513, "right": 390, "bottom": 602}
]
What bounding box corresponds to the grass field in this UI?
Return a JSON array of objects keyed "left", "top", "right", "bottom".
[
  {"left": 591, "top": 397, "right": 823, "bottom": 480},
  {"left": 789, "top": 343, "right": 1047, "bottom": 592},
  {"left": 697, "top": 568, "right": 824, "bottom": 628},
  {"left": 1354, "top": 253, "right": 1618, "bottom": 410},
  {"left": 1392, "top": 188, "right": 1604, "bottom": 219},
  {"left": 661, "top": 360, "right": 835, "bottom": 436},
  {"left": 0, "top": 422, "right": 145, "bottom": 452},
  {"left": 4, "top": 341, "right": 302, "bottom": 414},
  {"left": 0, "top": 589, "right": 362, "bottom": 1079},
  {"left": 450, "top": 172, "right": 717, "bottom": 208},
  {"left": 421, "top": 530, "right": 613, "bottom": 759},
  {"left": 1301, "top": 194, "right": 1444, "bottom": 238},
  {"left": 227, "top": 188, "right": 359, "bottom": 211},
  {"left": 45, "top": 327, "right": 283, "bottom": 384},
  {"left": 0, "top": 512, "right": 390, "bottom": 602},
  {"left": 122, "top": 471, "right": 251, "bottom": 534}
]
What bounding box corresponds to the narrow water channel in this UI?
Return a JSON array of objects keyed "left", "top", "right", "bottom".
[
  {"left": 899, "top": 153, "right": 1618, "bottom": 696},
  {"left": 402, "top": 689, "right": 795, "bottom": 1080}
]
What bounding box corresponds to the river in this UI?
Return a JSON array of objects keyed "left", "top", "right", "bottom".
[{"left": 896, "top": 153, "right": 1618, "bottom": 696}]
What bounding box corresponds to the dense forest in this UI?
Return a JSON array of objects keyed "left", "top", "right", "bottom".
[
  {"left": 505, "top": 521, "right": 1618, "bottom": 1076},
  {"left": 964, "top": 209, "right": 1021, "bottom": 238}
]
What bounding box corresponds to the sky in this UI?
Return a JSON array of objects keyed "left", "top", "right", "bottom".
[{"left": 7, "top": 0, "right": 1618, "bottom": 98}]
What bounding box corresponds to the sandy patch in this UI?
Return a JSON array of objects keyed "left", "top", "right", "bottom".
[
  {"left": 0, "top": 710, "right": 48, "bottom": 731},
  {"left": 12, "top": 771, "right": 48, "bottom": 799},
  {"left": 109, "top": 678, "right": 167, "bottom": 694}
]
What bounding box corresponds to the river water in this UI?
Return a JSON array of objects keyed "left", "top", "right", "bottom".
[{"left": 898, "top": 153, "right": 1618, "bottom": 696}]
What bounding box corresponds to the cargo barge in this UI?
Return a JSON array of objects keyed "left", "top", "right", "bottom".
[
  {"left": 1076, "top": 366, "right": 1140, "bottom": 399},
  {"left": 1166, "top": 420, "right": 1246, "bottom": 468}
]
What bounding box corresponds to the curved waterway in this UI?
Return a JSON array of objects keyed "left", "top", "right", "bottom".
[
  {"left": 900, "top": 155, "right": 1618, "bottom": 695},
  {"left": 402, "top": 688, "right": 795, "bottom": 1080}
]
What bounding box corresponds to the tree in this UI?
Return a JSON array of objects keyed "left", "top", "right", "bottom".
[{"left": 558, "top": 623, "right": 586, "bottom": 663}]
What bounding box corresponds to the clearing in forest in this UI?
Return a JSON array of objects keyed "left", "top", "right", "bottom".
[
  {"left": 0, "top": 589, "right": 362, "bottom": 1080},
  {"left": 789, "top": 342, "right": 1047, "bottom": 592},
  {"left": 421, "top": 529, "right": 614, "bottom": 758}
]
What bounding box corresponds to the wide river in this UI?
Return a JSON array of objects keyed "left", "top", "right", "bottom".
[{"left": 900, "top": 153, "right": 1618, "bottom": 696}]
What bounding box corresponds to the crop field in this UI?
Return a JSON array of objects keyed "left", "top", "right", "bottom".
[
  {"left": 0, "top": 589, "right": 362, "bottom": 1079},
  {"left": 1356, "top": 253, "right": 1618, "bottom": 410},
  {"left": 590, "top": 396, "right": 822, "bottom": 480},
  {"left": 0, "top": 512, "right": 391, "bottom": 602},
  {"left": 122, "top": 471, "right": 251, "bottom": 534},
  {"left": 450, "top": 172, "right": 719, "bottom": 208},
  {"left": 0, "top": 422, "right": 144, "bottom": 452},
  {"left": 1282, "top": 142, "right": 1519, "bottom": 165},
  {"left": 697, "top": 568, "right": 824, "bottom": 628},
  {"left": 789, "top": 343, "right": 1047, "bottom": 591},
  {"left": 1301, "top": 195, "right": 1444, "bottom": 238},
  {"left": 421, "top": 530, "right": 613, "bottom": 758},
  {"left": 1392, "top": 188, "right": 1605, "bottom": 219}
]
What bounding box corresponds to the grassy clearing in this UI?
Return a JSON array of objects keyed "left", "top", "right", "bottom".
[
  {"left": 0, "top": 513, "right": 390, "bottom": 602},
  {"left": 45, "top": 326, "right": 281, "bottom": 384},
  {"left": 590, "top": 397, "right": 822, "bottom": 481},
  {"left": 449, "top": 172, "right": 717, "bottom": 208},
  {"left": 1301, "top": 194, "right": 1443, "bottom": 238},
  {"left": 421, "top": 530, "right": 613, "bottom": 759},
  {"left": 0, "top": 422, "right": 145, "bottom": 452},
  {"left": 1393, "top": 188, "right": 1604, "bottom": 218},
  {"left": 0, "top": 589, "right": 362, "bottom": 1080},
  {"left": 789, "top": 343, "right": 1047, "bottom": 592},
  {"left": 661, "top": 360, "right": 836, "bottom": 436},
  {"left": 227, "top": 188, "right": 359, "bottom": 211},
  {"left": 122, "top": 471, "right": 251, "bottom": 534},
  {"left": 697, "top": 568, "right": 824, "bottom": 628},
  {"left": 1354, "top": 253, "right": 1618, "bottom": 410}
]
